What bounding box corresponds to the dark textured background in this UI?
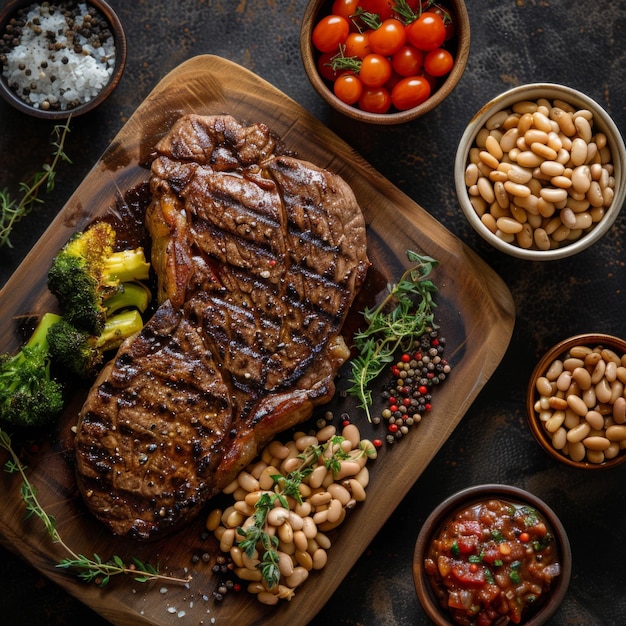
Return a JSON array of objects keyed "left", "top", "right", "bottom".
[{"left": 1, "top": 0, "right": 625, "bottom": 624}]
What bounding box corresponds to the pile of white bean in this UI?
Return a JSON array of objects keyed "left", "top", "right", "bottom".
[
  {"left": 533, "top": 343, "right": 626, "bottom": 464},
  {"left": 465, "top": 97, "right": 615, "bottom": 251},
  {"left": 206, "top": 421, "right": 375, "bottom": 605}
]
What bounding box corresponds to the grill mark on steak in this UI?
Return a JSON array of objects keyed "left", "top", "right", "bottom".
[
  {"left": 75, "top": 115, "right": 369, "bottom": 540},
  {"left": 76, "top": 302, "right": 234, "bottom": 539}
]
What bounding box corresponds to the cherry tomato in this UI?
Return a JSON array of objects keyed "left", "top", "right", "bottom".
[
  {"left": 344, "top": 31, "right": 372, "bottom": 59},
  {"left": 312, "top": 15, "right": 350, "bottom": 53},
  {"left": 331, "top": 0, "right": 360, "bottom": 21},
  {"left": 422, "top": 70, "right": 437, "bottom": 90},
  {"left": 384, "top": 70, "right": 403, "bottom": 93},
  {"left": 425, "top": 5, "right": 456, "bottom": 41},
  {"left": 406, "top": 13, "right": 446, "bottom": 51},
  {"left": 317, "top": 51, "right": 340, "bottom": 82},
  {"left": 424, "top": 47, "right": 454, "bottom": 76},
  {"left": 333, "top": 73, "right": 363, "bottom": 104},
  {"left": 358, "top": 86, "right": 392, "bottom": 113},
  {"left": 368, "top": 18, "right": 407, "bottom": 56},
  {"left": 359, "top": 53, "right": 392, "bottom": 87},
  {"left": 390, "top": 75, "right": 431, "bottom": 110},
  {"left": 358, "top": 0, "right": 396, "bottom": 21},
  {"left": 391, "top": 45, "right": 424, "bottom": 76}
]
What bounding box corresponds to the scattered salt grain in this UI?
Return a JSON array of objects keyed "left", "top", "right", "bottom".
[{"left": 0, "top": 1, "right": 116, "bottom": 111}]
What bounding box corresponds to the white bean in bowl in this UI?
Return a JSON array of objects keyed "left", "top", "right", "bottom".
[
  {"left": 456, "top": 84, "right": 626, "bottom": 260},
  {"left": 527, "top": 334, "right": 626, "bottom": 469}
]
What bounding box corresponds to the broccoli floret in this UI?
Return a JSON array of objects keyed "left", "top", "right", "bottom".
[
  {"left": 47, "top": 222, "right": 150, "bottom": 334},
  {"left": 46, "top": 222, "right": 152, "bottom": 379},
  {"left": 0, "top": 312, "right": 64, "bottom": 428},
  {"left": 47, "top": 309, "right": 145, "bottom": 378}
]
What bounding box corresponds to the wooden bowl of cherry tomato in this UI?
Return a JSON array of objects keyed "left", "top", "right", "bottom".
[
  {"left": 300, "top": 0, "right": 470, "bottom": 124},
  {"left": 413, "top": 484, "right": 572, "bottom": 625}
]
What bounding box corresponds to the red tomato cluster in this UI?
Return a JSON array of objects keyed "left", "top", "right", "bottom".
[{"left": 312, "top": 0, "right": 457, "bottom": 114}]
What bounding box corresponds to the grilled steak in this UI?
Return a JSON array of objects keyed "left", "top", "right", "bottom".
[{"left": 74, "top": 115, "right": 369, "bottom": 540}]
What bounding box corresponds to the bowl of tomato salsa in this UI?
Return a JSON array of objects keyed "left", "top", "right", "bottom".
[
  {"left": 300, "top": 0, "right": 470, "bottom": 124},
  {"left": 413, "top": 484, "right": 572, "bottom": 625}
]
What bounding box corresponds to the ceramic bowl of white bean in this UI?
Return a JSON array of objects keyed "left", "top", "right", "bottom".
[
  {"left": 455, "top": 83, "right": 626, "bottom": 259},
  {"left": 527, "top": 334, "right": 626, "bottom": 469}
]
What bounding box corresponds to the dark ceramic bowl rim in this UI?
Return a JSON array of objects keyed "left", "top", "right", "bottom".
[
  {"left": 300, "top": 0, "right": 471, "bottom": 125},
  {"left": 0, "top": 0, "right": 126, "bottom": 119},
  {"left": 413, "top": 483, "right": 572, "bottom": 626},
  {"left": 526, "top": 333, "right": 626, "bottom": 469}
]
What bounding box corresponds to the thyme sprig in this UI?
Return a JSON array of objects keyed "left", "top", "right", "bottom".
[
  {"left": 0, "top": 428, "right": 191, "bottom": 587},
  {"left": 348, "top": 250, "right": 439, "bottom": 421},
  {"left": 238, "top": 492, "right": 282, "bottom": 588},
  {"left": 236, "top": 435, "right": 353, "bottom": 588},
  {"left": 0, "top": 119, "right": 72, "bottom": 249}
]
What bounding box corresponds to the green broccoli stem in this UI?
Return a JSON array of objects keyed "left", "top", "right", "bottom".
[
  {"left": 95, "top": 309, "right": 144, "bottom": 351},
  {"left": 105, "top": 249, "right": 151, "bottom": 283},
  {"left": 47, "top": 309, "right": 143, "bottom": 380},
  {"left": 24, "top": 312, "right": 62, "bottom": 352},
  {"left": 105, "top": 282, "right": 151, "bottom": 317}
]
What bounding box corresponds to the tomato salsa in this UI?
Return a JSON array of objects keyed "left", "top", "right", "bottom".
[{"left": 423, "top": 499, "right": 562, "bottom": 625}]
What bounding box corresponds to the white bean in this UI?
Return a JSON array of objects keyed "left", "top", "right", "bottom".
[
  {"left": 466, "top": 98, "right": 615, "bottom": 252},
  {"left": 535, "top": 343, "right": 626, "bottom": 464}
]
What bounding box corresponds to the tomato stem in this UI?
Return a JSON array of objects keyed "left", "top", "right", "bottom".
[
  {"left": 353, "top": 7, "right": 382, "bottom": 30},
  {"left": 393, "top": 0, "right": 452, "bottom": 25},
  {"left": 329, "top": 45, "right": 362, "bottom": 74},
  {"left": 392, "top": 0, "right": 418, "bottom": 23}
]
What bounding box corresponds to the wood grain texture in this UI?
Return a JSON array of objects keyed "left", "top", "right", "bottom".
[{"left": 0, "top": 56, "right": 515, "bottom": 626}]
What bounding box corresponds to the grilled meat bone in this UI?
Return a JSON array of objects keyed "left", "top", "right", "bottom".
[{"left": 75, "top": 115, "right": 369, "bottom": 540}]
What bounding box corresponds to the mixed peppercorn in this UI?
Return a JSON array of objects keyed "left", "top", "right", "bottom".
[{"left": 373, "top": 327, "right": 451, "bottom": 444}]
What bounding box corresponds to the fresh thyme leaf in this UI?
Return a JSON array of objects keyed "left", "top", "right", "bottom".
[
  {"left": 276, "top": 492, "right": 291, "bottom": 508},
  {"left": 0, "top": 428, "right": 190, "bottom": 587},
  {"left": 0, "top": 119, "right": 72, "bottom": 249},
  {"left": 260, "top": 548, "right": 281, "bottom": 589},
  {"left": 348, "top": 250, "right": 439, "bottom": 421}
]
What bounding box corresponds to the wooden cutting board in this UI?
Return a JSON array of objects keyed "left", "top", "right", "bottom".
[{"left": 0, "top": 55, "right": 515, "bottom": 625}]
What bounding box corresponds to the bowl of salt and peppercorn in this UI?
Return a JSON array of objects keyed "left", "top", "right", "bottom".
[{"left": 0, "top": 0, "right": 126, "bottom": 118}]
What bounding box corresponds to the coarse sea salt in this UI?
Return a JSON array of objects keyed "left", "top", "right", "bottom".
[{"left": 1, "top": 2, "right": 115, "bottom": 111}]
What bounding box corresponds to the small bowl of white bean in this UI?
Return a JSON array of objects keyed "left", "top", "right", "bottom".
[
  {"left": 527, "top": 333, "right": 626, "bottom": 469},
  {"left": 455, "top": 83, "right": 626, "bottom": 260}
]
